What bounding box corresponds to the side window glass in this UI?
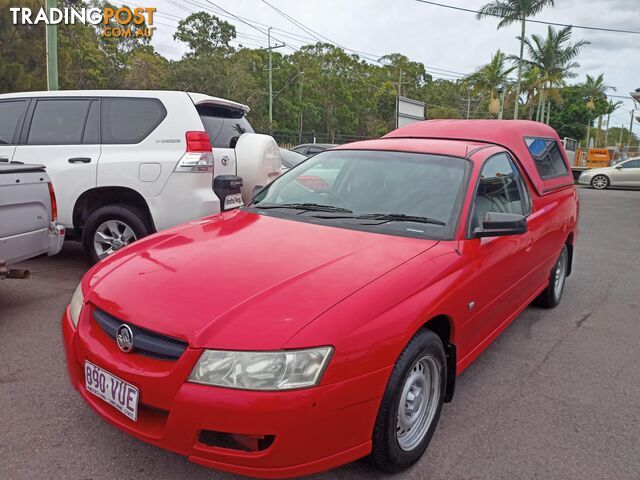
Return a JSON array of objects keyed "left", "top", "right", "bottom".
[
  {"left": 101, "top": 98, "right": 166, "bottom": 144},
  {"left": 0, "top": 100, "right": 28, "bottom": 145},
  {"left": 83, "top": 101, "right": 100, "bottom": 144},
  {"left": 622, "top": 159, "right": 640, "bottom": 168},
  {"left": 472, "top": 153, "right": 526, "bottom": 230},
  {"left": 27, "top": 99, "right": 91, "bottom": 146},
  {"left": 525, "top": 137, "right": 569, "bottom": 179}
]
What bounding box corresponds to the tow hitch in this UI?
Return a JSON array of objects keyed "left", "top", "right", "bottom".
[{"left": 0, "top": 260, "right": 30, "bottom": 280}]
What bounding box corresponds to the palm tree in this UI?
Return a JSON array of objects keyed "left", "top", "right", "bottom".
[
  {"left": 477, "top": 0, "right": 555, "bottom": 119},
  {"left": 465, "top": 50, "right": 515, "bottom": 117},
  {"left": 583, "top": 73, "right": 615, "bottom": 146},
  {"left": 518, "top": 26, "right": 589, "bottom": 124},
  {"left": 603, "top": 99, "right": 622, "bottom": 146},
  {"left": 521, "top": 65, "right": 543, "bottom": 119}
]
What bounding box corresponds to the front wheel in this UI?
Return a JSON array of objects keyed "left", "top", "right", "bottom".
[
  {"left": 83, "top": 205, "right": 150, "bottom": 264},
  {"left": 371, "top": 329, "right": 446, "bottom": 473},
  {"left": 591, "top": 175, "right": 609, "bottom": 190}
]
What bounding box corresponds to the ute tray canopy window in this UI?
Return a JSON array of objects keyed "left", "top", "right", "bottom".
[{"left": 384, "top": 120, "right": 574, "bottom": 195}]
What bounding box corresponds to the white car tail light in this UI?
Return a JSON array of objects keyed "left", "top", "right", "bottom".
[{"left": 175, "top": 131, "right": 214, "bottom": 173}]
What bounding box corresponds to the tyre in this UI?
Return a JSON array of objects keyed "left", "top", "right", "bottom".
[
  {"left": 82, "top": 204, "right": 150, "bottom": 264},
  {"left": 591, "top": 175, "right": 609, "bottom": 190},
  {"left": 533, "top": 245, "right": 569, "bottom": 308},
  {"left": 371, "top": 329, "right": 446, "bottom": 473}
]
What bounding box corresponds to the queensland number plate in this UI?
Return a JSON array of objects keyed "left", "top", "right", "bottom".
[
  {"left": 224, "top": 193, "right": 243, "bottom": 210},
  {"left": 84, "top": 360, "right": 139, "bottom": 421}
]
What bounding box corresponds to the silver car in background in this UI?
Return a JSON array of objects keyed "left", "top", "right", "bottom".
[{"left": 578, "top": 157, "right": 640, "bottom": 190}]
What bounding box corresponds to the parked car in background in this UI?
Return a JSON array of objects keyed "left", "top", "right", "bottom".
[
  {"left": 0, "top": 90, "right": 281, "bottom": 263},
  {"left": 279, "top": 147, "right": 307, "bottom": 170},
  {"left": 61, "top": 120, "right": 578, "bottom": 478},
  {"left": 292, "top": 143, "right": 337, "bottom": 157},
  {"left": 578, "top": 156, "right": 640, "bottom": 189},
  {"left": 0, "top": 162, "right": 64, "bottom": 277}
]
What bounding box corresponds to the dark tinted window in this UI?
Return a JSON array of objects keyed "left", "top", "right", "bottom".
[
  {"left": 472, "top": 153, "right": 527, "bottom": 230},
  {"left": 197, "top": 105, "right": 254, "bottom": 149},
  {"left": 27, "top": 99, "right": 91, "bottom": 145},
  {"left": 83, "top": 101, "right": 100, "bottom": 144},
  {"left": 102, "top": 98, "right": 166, "bottom": 144},
  {"left": 307, "top": 146, "right": 324, "bottom": 155},
  {"left": 525, "top": 137, "right": 569, "bottom": 179},
  {"left": 622, "top": 159, "right": 640, "bottom": 168},
  {"left": 0, "top": 100, "right": 27, "bottom": 145}
]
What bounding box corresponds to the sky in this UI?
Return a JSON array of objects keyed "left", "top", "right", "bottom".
[{"left": 139, "top": 0, "right": 639, "bottom": 128}]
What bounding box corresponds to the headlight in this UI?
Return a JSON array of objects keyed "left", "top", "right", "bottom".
[
  {"left": 189, "top": 347, "right": 333, "bottom": 391},
  {"left": 69, "top": 283, "right": 84, "bottom": 327}
]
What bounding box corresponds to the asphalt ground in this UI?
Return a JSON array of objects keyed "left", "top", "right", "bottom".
[{"left": 1, "top": 186, "right": 639, "bottom": 480}]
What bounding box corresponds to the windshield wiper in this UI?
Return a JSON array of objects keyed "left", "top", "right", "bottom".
[
  {"left": 310, "top": 212, "right": 446, "bottom": 226},
  {"left": 252, "top": 203, "right": 353, "bottom": 213}
]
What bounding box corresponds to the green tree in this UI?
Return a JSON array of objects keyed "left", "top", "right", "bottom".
[
  {"left": 465, "top": 50, "right": 515, "bottom": 116},
  {"left": 476, "top": 0, "right": 555, "bottom": 119},
  {"left": 122, "top": 46, "right": 169, "bottom": 89},
  {"left": 520, "top": 26, "right": 588, "bottom": 124},
  {"left": 174, "top": 12, "right": 236, "bottom": 57}
]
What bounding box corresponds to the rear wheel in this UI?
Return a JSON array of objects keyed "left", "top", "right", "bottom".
[
  {"left": 371, "top": 329, "right": 446, "bottom": 473},
  {"left": 534, "top": 245, "right": 569, "bottom": 308},
  {"left": 591, "top": 175, "right": 609, "bottom": 190},
  {"left": 83, "top": 205, "right": 150, "bottom": 264}
]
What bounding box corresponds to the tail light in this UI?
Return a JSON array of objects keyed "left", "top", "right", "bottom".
[
  {"left": 47, "top": 181, "right": 58, "bottom": 222},
  {"left": 175, "top": 131, "right": 214, "bottom": 173}
]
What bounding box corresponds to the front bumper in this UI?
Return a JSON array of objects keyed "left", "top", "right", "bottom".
[
  {"left": 61, "top": 307, "right": 389, "bottom": 478},
  {"left": 577, "top": 173, "right": 592, "bottom": 185}
]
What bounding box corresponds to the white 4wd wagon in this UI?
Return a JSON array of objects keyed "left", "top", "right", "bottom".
[{"left": 0, "top": 90, "right": 281, "bottom": 262}]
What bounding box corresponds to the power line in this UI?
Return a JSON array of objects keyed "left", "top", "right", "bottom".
[{"left": 415, "top": 0, "right": 640, "bottom": 35}]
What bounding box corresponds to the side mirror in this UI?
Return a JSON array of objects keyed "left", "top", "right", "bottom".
[
  {"left": 615, "top": 165, "right": 623, "bottom": 169},
  {"left": 474, "top": 212, "right": 527, "bottom": 238}
]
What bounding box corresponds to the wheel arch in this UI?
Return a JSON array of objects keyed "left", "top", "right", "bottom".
[
  {"left": 422, "top": 314, "right": 456, "bottom": 403},
  {"left": 565, "top": 232, "right": 575, "bottom": 277},
  {"left": 73, "top": 187, "right": 155, "bottom": 237}
]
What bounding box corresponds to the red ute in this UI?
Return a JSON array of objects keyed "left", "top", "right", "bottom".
[{"left": 62, "top": 120, "right": 578, "bottom": 478}]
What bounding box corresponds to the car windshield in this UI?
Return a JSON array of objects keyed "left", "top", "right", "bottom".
[{"left": 248, "top": 150, "right": 469, "bottom": 240}]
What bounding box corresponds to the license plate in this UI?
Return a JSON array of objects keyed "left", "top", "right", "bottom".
[
  {"left": 84, "top": 361, "right": 139, "bottom": 421},
  {"left": 224, "top": 193, "right": 243, "bottom": 210}
]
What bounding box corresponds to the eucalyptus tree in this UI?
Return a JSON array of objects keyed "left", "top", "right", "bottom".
[{"left": 476, "top": 0, "right": 555, "bottom": 119}]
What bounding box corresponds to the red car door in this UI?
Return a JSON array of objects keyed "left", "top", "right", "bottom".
[{"left": 455, "top": 150, "right": 537, "bottom": 364}]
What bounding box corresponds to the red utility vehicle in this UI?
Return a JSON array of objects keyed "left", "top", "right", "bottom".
[{"left": 62, "top": 120, "right": 578, "bottom": 478}]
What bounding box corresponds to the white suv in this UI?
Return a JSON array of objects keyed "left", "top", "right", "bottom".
[{"left": 0, "top": 91, "right": 281, "bottom": 262}]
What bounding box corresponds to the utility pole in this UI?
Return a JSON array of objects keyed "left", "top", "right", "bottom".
[
  {"left": 619, "top": 124, "right": 624, "bottom": 147},
  {"left": 628, "top": 109, "right": 635, "bottom": 150},
  {"left": 298, "top": 71, "right": 304, "bottom": 143},
  {"left": 46, "top": 0, "right": 58, "bottom": 90},
  {"left": 497, "top": 85, "right": 506, "bottom": 120},
  {"left": 604, "top": 112, "right": 611, "bottom": 146},
  {"left": 266, "top": 27, "right": 285, "bottom": 131}
]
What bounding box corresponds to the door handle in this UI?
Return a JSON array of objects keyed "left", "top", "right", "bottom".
[
  {"left": 68, "top": 157, "right": 91, "bottom": 164},
  {"left": 0, "top": 157, "right": 9, "bottom": 162}
]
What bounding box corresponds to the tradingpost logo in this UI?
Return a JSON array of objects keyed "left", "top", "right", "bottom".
[{"left": 9, "top": 5, "right": 157, "bottom": 38}]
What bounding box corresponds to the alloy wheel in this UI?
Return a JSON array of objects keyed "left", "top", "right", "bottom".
[
  {"left": 93, "top": 220, "right": 137, "bottom": 260},
  {"left": 592, "top": 175, "right": 608, "bottom": 190}
]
